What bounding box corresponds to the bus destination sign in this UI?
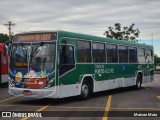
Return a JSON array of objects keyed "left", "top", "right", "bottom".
[{"left": 16, "top": 33, "right": 57, "bottom": 41}]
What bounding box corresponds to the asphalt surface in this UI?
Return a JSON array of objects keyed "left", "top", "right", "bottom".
[{"left": 0, "top": 74, "right": 160, "bottom": 120}]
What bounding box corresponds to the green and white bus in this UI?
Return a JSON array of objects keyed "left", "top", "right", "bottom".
[{"left": 8, "top": 31, "right": 154, "bottom": 99}]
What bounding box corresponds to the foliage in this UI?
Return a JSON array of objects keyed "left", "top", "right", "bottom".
[
  {"left": 0, "top": 33, "right": 9, "bottom": 43},
  {"left": 154, "top": 54, "right": 160, "bottom": 66},
  {"left": 0, "top": 33, "right": 14, "bottom": 43},
  {"left": 104, "top": 23, "right": 140, "bottom": 42}
]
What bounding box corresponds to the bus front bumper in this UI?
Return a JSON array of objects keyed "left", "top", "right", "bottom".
[{"left": 8, "top": 86, "right": 59, "bottom": 98}]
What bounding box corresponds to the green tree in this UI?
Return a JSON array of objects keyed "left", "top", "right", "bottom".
[
  {"left": 154, "top": 54, "right": 160, "bottom": 66},
  {"left": 104, "top": 23, "right": 140, "bottom": 42},
  {"left": 0, "top": 33, "right": 14, "bottom": 43},
  {"left": 0, "top": 33, "right": 9, "bottom": 43}
]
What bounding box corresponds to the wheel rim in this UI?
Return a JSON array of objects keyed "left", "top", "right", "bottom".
[{"left": 81, "top": 83, "right": 89, "bottom": 97}]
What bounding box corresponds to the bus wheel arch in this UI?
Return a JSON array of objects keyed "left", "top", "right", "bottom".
[
  {"left": 80, "top": 76, "right": 94, "bottom": 100},
  {"left": 135, "top": 72, "right": 143, "bottom": 90}
]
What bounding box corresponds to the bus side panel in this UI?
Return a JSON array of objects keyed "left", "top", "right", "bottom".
[
  {"left": 150, "top": 64, "right": 154, "bottom": 82},
  {"left": 59, "top": 64, "right": 94, "bottom": 98},
  {"left": 1, "top": 47, "right": 9, "bottom": 83},
  {"left": 57, "top": 63, "right": 154, "bottom": 98},
  {"left": 0, "top": 51, "right": 1, "bottom": 83},
  {"left": 1, "top": 58, "right": 8, "bottom": 75},
  {"left": 58, "top": 63, "right": 139, "bottom": 98},
  {"left": 138, "top": 64, "right": 154, "bottom": 85},
  {"left": 94, "top": 64, "right": 137, "bottom": 90}
]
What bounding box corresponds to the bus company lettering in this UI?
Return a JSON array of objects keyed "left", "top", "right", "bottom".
[
  {"left": 95, "top": 68, "right": 114, "bottom": 74},
  {"left": 95, "top": 65, "right": 114, "bottom": 74}
]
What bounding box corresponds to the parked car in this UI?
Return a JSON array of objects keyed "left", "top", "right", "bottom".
[{"left": 155, "top": 66, "right": 160, "bottom": 71}]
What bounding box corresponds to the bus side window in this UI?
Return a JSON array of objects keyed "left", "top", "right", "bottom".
[
  {"left": 59, "top": 45, "right": 74, "bottom": 65},
  {"left": 77, "top": 41, "right": 91, "bottom": 63},
  {"left": 145, "top": 49, "right": 152, "bottom": 63},
  {"left": 118, "top": 45, "right": 128, "bottom": 63},
  {"left": 137, "top": 48, "right": 145, "bottom": 63},
  {"left": 106, "top": 44, "right": 118, "bottom": 63},
  {"left": 59, "top": 45, "right": 75, "bottom": 76},
  {"left": 129, "top": 47, "right": 137, "bottom": 63},
  {"left": 65, "top": 46, "right": 74, "bottom": 64},
  {"left": 92, "top": 42, "right": 106, "bottom": 63}
]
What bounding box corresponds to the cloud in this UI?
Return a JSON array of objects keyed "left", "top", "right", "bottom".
[{"left": 0, "top": 0, "right": 160, "bottom": 40}]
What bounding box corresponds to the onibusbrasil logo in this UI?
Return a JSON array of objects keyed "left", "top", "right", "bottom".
[{"left": 1, "top": 112, "right": 42, "bottom": 117}]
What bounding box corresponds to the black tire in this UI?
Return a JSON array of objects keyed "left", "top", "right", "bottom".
[
  {"left": 134, "top": 74, "right": 142, "bottom": 90},
  {"left": 80, "top": 80, "right": 91, "bottom": 100}
]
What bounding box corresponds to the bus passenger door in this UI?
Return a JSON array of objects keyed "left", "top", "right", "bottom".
[{"left": 58, "top": 45, "right": 75, "bottom": 77}]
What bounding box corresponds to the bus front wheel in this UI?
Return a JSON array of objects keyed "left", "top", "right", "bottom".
[{"left": 80, "top": 81, "right": 91, "bottom": 100}]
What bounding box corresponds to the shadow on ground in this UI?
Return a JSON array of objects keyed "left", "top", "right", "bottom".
[{"left": 12, "top": 86, "right": 145, "bottom": 106}]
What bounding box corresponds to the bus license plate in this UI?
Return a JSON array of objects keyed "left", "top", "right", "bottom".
[{"left": 23, "top": 90, "right": 32, "bottom": 95}]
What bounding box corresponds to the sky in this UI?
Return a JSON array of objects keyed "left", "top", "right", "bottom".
[
  {"left": 139, "top": 40, "right": 160, "bottom": 57},
  {"left": 0, "top": 0, "right": 160, "bottom": 55}
]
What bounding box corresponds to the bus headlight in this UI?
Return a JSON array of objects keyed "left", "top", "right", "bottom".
[
  {"left": 9, "top": 78, "right": 15, "bottom": 87},
  {"left": 48, "top": 78, "right": 54, "bottom": 84},
  {"left": 45, "top": 78, "right": 54, "bottom": 88}
]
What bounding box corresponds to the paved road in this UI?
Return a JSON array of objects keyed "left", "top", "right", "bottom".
[{"left": 0, "top": 74, "right": 160, "bottom": 120}]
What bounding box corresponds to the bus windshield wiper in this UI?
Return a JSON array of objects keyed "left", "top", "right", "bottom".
[{"left": 30, "top": 41, "right": 44, "bottom": 58}]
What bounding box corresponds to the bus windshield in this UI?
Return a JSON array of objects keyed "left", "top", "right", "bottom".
[{"left": 9, "top": 43, "right": 56, "bottom": 77}]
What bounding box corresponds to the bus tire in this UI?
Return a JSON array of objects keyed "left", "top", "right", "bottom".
[
  {"left": 134, "top": 74, "right": 142, "bottom": 90},
  {"left": 80, "top": 80, "right": 91, "bottom": 100}
]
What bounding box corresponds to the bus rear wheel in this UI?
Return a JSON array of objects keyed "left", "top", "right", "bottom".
[
  {"left": 80, "top": 81, "right": 91, "bottom": 100},
  {"left": 134, "top": 74, "right": 142, "bottom": 90}
]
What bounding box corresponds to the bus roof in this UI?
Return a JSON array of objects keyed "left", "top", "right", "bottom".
[
  {"left": 15, "top": 30, "right": 153, "bottom": 49},
  {"left": 58, "top": 31, "right": 153, "bottom": 49}
]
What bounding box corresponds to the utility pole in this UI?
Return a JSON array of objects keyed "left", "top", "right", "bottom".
[{"left": 4, "top": 21, "right": 15, "bottom": 41}]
